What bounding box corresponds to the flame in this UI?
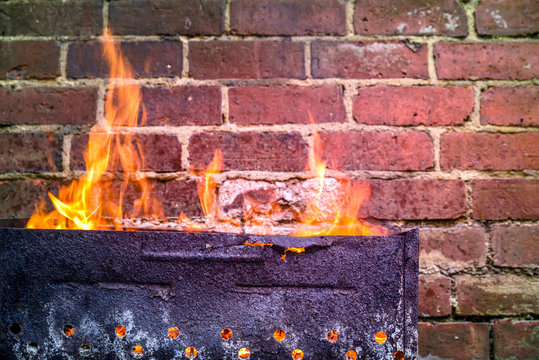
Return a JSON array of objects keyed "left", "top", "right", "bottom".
[
  {"left": 27, "top": 31, "right": 385, "bottom": 241},
  {"left": 27, "top": 30, "right": 163, "bottom": 230}
]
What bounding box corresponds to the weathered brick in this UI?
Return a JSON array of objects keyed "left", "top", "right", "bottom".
[
  {"left": 364, "top": 180, "right": 467, "bottom": 220},
  {"left": 109, "top": 0, "right": 224, "bottom": 35},
  {"left": 473, "top": 179, "right": 539, "bottom": 220},
  {"left": 229, "top": 85, "right": 345, "bottom": 125},
  {"left": 188, "top": 132, "right": 308, "bottom": 171},
  {"left": 141, "top": 86, "right": 221, "bottom": 126},
  {"left": 418, "top": 322, "right": 490, "bottom": 359},
  {"left": 494, "top": 319, "right": 539, "bottom": 360},
  {"left": 0, "top": 133, "right": 62, "bottom": 173},
  {"left": 189, "top": 41, "right": 305, "bottom": 79},
  {"left": 476, "top": 0, "right": 539, "bottom": 36},
  {"left": 71, "top": 134, "right": 182, "bottom": 173},
  {"left": 481, "top": 86, "right": 539, "bottom": 127},
  {"left": 353, "top": 86, "right": 473, "bottom": 126},
  {"left": 96, "top": 178, "right": 202, "bottom": 220},
  {"left": 355, "top": 0, "right": 467, "bottom": 36},
  {"left": 420, "top": 227, "right": 487, "bottom": 270},
  {"left": 230, "top": 0, "right": 346, "bottom": 35},
  {"left": 67, "top": 41, "right": 182, "bottom": 79},
  {"left": 319, "top": 131, "right": 434, "bottom": 170},
  {"left": 435, "top": 42, "right": 539, "bottom": 80},
  {"left": 151, "top": 179, "right": 203, "bottom": 218},
  {"left": 492, "top": 225, "right": 539, "bottom": 267},
  {"left": 456, "top": 274, "right": 539, "bottom": 315},
  {"left": 0, "top": 87, "right": 97, "bottom": 126},
  {"left": 311, "top": 41, "right": 428, "bottom": 79},
  {"left": 0, "top": 180, "right": 61, "bottom": 220},
  {"left": 0, "top": 41, "right": 60, "bottom": 80},
  {"left": 441, "top": 132, "right": 539, "bottom": 170},
  {"left": 0, "top": 0, "right": 102, "bottom": 36},
  {"left": 418, "top": 275, "right": 452, "bottom": 317}
]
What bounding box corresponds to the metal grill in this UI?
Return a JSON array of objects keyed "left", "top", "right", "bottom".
[{"left": 0, "top": 228, "right": 418, "bottom": 359}]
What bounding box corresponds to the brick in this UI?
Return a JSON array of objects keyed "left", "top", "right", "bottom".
[
  {"left": 0, "top": 41, "right": 60, "bottom": 80},
  {"left": 67, "top": 41, "right": 182, "bottom": 79},
  {"left": 364, "top": 180, "right": 467, "bottom": 220},
  {"left": 0, "top": 180, "right": 61, "bottom": 220},
  {"left": 492, "top": 225, "right": 539, "bottom": 267},
  {"left": 353, "top": 86, "right": 473, "bottom": 126},
  {"left": 188, "top": 132, "right": 308, "bottom": 171},
  {"left": 494, "top": 319, "right": 539, "bottom": 360},
  {"left": 456, "top": 274, "right": 539, "bottom": 315},
  {"left": 189, "top": 41, "right": 305, "bottom": 79},
  {"left": 0, "top": 133, "right": 62, "bottom": 173},
  {"left": 230, "top": 0, "right": 346, "bottom": 35},
  {"left": 154, "top": 179, "right": 203, "bottom": 218},
  {"left": 141, "top": 86, "right": 222, "bottom": 126},
  {"left": 435, "top": 42, "right": 539, "bottom": 80},
  {"left": 109, "top": 0, "right": 223, "bottom": 36},
  {"left": 481, "top": 86, "right": 539, "bottom": 127},
  {"left": 71, "top": 134, "right": 182, "bottom": 173},
  {"left": 473, "top": 179, "right": 539, "bottom": 220},
  {"left": 418, "top": 275, "right": 451, "bottom": 317},
  {"left": 0, "top": 87, "right": 97, "bottom": 126},
  {"left": 229, "top": 86, "right": 345, "bottom": 125},
  {"left": 319, "top": 131, "right": 433, "bottom": 170},
  {"left": 355, "top": 0, "right": 467, "bottom": 36},
  {"left": 441, "top": 132, "right": 539, "bottom": 170},
  {"left": 311, "top": 41, "right": 428, "bottom": 79},
  {"left": 0, "top": 0, "right": 102, "bottom": 36},
  {"left": 476, "top": 0, "right": 539, "bottom": 36},
  {"left": 420, "top": 227, "right": 487, "bottom": 270},
  {"left": 418, "top": 322, "right": 490, "bottom": 359}
]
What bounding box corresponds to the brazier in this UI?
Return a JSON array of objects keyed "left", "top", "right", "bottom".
[{"left": 0, "top": 228, "right": 418, "bottom": 359}]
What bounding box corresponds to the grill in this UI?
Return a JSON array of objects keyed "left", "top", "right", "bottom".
[{"left": 0, "top": 227, "right": 418, "bottom": 359}]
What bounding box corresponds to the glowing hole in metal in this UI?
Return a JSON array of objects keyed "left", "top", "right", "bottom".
[
  {"left": 63, "top": 324, "right": 74, "bottom": 337},
  {"left": 327, "top": 330, "right": 338, "bottom": 343},
  {"left": 273, "top": 329, "right": 286, "bottom": 341},
  {"left": 221, "top": 328, "right": 233, "bottom": 340},
  {"left": 238, "top": 347, "right": 251, "bottom": 358},
  {"left": 345, "top": 350, "right": 358, "bottom": 359},
  {"left": 393, "top": 350, "right": 405, "bottom": 360},
  {"left": 132, "top": 345, "right": 143, "bottom": 359},
  {"left": 292, "top": 349, "right": 304, "bottom": 359},
  {"left": 185, "top": 346, "right": 198, "bottom": 359},
  {"left": 168, "top": 327, "right": 179, "bottom": 339},
  {"left": 116, "top": 325, "right": 126, "bottom": 338},
  {"left": 375, "top": 331, "right": 387, "bottom": 344}
]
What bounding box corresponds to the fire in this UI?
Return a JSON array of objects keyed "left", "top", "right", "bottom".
[
  {"left": 27, "top": 31, "right": 385, "bottom": 240},
  {"left": 27, "top": 30, "right": 163, "bottom": 230}
]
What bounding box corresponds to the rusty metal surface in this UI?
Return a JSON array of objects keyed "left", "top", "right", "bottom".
[{"left": 0, "top": 228, "right": 418, "bottom": 360}]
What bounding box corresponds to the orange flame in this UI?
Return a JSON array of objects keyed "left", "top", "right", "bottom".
[
  {"left": 27, "top": 30, "right": 163, "bottom": 230},
  {"left": 27, "top": 31, "right": 385, "bottom": 240}
]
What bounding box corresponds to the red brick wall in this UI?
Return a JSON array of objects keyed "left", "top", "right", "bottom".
[{"left": 1, "top": 1, "right": 538, "bottom": 358}]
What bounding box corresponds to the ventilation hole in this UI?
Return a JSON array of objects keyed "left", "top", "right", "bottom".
[
  {"left": 221, "top": 328, "right": 232, "bottom": 340},
  {"left": 345, "top": 350, "right": 357, "bottom": 359},
  {"left": 63, "top": 324, "right": 74, "bottom": 337},
  {"left": 79, "top": 344, "right": 91, "bottom": 357},
  {"left": 9, "top": 323, "right": 21, "bottom": 334},
  {"left": 375, "top": 331, "right": 387, "bottom": 344},
  {"left": 292, "top": 349, "right": 304, "bottom": 359},
  {"left": 273, "top": 329, "right": 286, "bottom": 341},
  {"left": 168, "top": 327, "right": 179, "bottom": 339},
  {"left": 327, "top": 330, "right": 338, "bottom": 343},
  {"left": 132, "top": 345, "right": 143, "bottom": 359},
  {"left": 116, "top": 325, "right": 126, "bottom": 338},
  {"left": 393, "top": 350, "right": 405, "bottom": 360},
  {"left": 27, "top": 342, "right": 39, "bottom": 355},
  {"left": 185, "top": 346, "right": 198, "bottom": 359},
  {"left": 238, "top": 347, "right": 251, "bottom": 359}
]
